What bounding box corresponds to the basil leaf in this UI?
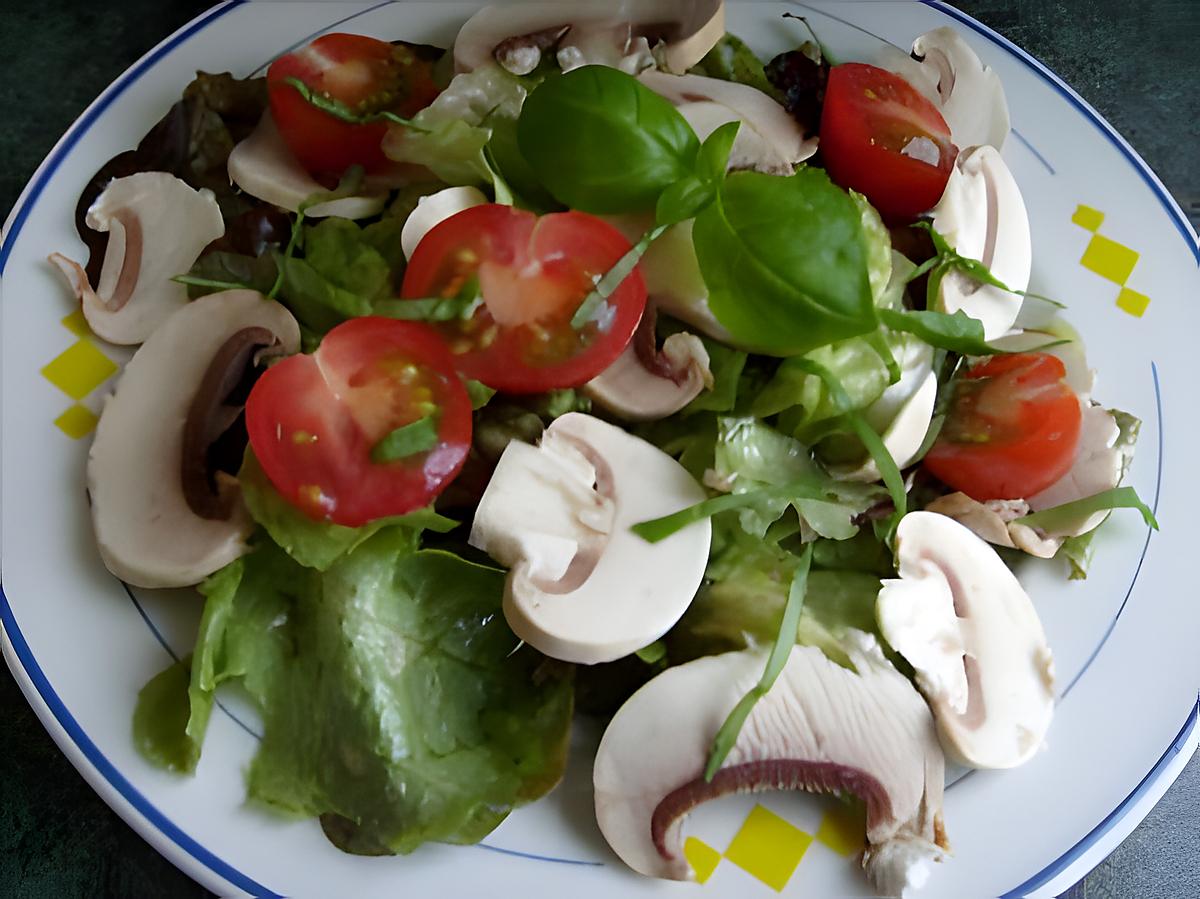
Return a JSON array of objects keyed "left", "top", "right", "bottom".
[
  {"left": 370, "top": 417, "right": 440, "bottom": 464},
  {"left": 881, "top": 308, "right": 998, "bottom": 356},
  {"left": 703, "top": 544, "right": 813, "bottom": 781},
  {"left": 655, "top": 176, "right": 714, "bottom": 228},
  {"left": 696, "top": 120, "right": 741, "bottom": 184},
  {"left": 1016, "top": 486, "right": 1158, "bottom": 532},
  {"left": 692, "top": 168, "right": 879, "bottom": 355},
  {"left": 631, "top": 480, "right": 830, "bottom": 544},
  {"left": 517, "top": 66, "right": 699, "bottom": 213}
]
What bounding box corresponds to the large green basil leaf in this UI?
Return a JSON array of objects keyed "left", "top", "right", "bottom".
[
  {"left": 693, "top": 168, "right": 879, "bottom": 355},
  {"left": 134, "top": 534, "right": 573, "bottom": 855},
  {"left": 517, "top": 66, "right": 699, "bottom": 214}
]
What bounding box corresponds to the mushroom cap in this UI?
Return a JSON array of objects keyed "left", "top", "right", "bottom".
[
  {"left": 48, "top": 172, "right": 225, "bottom": 345},
  {"left": 593, "top": 634, "right": 947, "bottom": 891},
  {"left": 930, "top": 145, "right": 1031, "bottom": 340},
  {"left": 880, "top": 26, "right": 1010, "bottom": 149},
  {"left": 583, "top": 327, "right": 712, "bottom": 421},
  {"left": 88, "top": 289, "right": 301, "bottom": 588},
  {"left": 400, "top": 185, "right": 488, "bottom": 259},
  {"left": 227, "top": 113, "right": 387, "bottom": 219},
  {"left": 877, "top": 511, "right": 1056, "bottom": 769},
  {"left": 640, "top": 70, "right": 816, "bottom": 172},
  {"left": 454, "top": 1, "right": 724, "bottom": 75},
  {"left": 469, "top": 412, "right": 710, "bottom": 664},
  {"left": 923, "top": 492, "right": 1062, "bottom": 559}
]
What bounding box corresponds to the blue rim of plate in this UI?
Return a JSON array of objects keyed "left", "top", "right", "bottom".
[{"left": 0, "top": 1, "right": 1197, "bottom": 896}]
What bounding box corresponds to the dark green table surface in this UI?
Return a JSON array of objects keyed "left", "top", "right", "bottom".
[{"left": 2, "top": 2, "right": 1196, "bottom": 897}]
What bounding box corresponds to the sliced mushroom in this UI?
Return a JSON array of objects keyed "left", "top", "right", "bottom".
[
  {"left": 48, "top": 172, "right": 224, "bottom": 345},
  {"left": 454, "top": 1, "right": 724, "bottom": 76},
  {"left": 227, "top": 113, "right": 387, "bottom": 219},
  {"left": 88, "top": 289, "right": 301, "bottom": 588},
  {"left": 469, "top": 412, "right": 710, "bottom": 664},
  {"left": 400, "top": 185, "right": 488, "bottom": 259},
  {"left": 877, "top": 511, "right": 1055, "bottom": 769},
  {"left": 833, "top": 338, "right": 937, "bottom": 481},
  {"left": 923, "top": 492, "right": 1061, "bottom": 559},
  {"left": 1027, "top": 403, "right": 1127, "bottom": 535},
  {"left": 593, "top": 633, "right": 948, "bottom": 895},
  {"left": 880, "top": 27, "right": 1010, "bottom": 149},
  {"left": 583, "top": 309, "right": 712, "bottom": 420},
  {"left": 640, "top": 70, "right": 817, "bottom": 173},
  {"left": 929, "top": 145, "right": 1031, "bottom": 340}
]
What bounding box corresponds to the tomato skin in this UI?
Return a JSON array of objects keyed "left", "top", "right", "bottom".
[
  {"left": 267, "top": 34, "right": 439, "bottom": 177},
  {"left": 819, "top": 63, "right": 958, "bottom": 222},
  {"left": 401, "top": 204, "right": 647, "bottom": 393},
  {"left": 245, "top": 318, "right": 472, "bottom": 526},
  {"left": 924, "top": 353, "right": 1082, "bottom": 502}
]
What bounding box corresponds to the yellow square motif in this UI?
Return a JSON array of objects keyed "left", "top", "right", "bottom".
[
  {"left": 815, "top": 802, "right": 868, "bottom": 857},
  {"left": 41, "top": 338, "right": 118, "bottom": 400},
  {"left": 1071, "top": 205, "right": 1105, "bottom": 232},
  {"left": 54, "top": 404, "right": 99, "bottom": 439},
  {"left": 1116, "top": 287, "right": 1150, "bottom": 318},
  {"left": 1080, "top": 234, "right": 1138, "bottom": 285},
  {"left": 61, "top": 309, "right": 91, "bottom": 337},
  {"left": 684, "top": 836, "right": 722, "bottom": 884},
  {"left": 724, "top": 804, "right": 813, "bottom": 892}
]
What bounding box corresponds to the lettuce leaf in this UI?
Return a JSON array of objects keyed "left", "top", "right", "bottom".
[
  {"left": 135, "top": 533, "right": 573, "bottom": 854},
  {"left": 689, "top": 34, "right": 780, "bottom": 99}
]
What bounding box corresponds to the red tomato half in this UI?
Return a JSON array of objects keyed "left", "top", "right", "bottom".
[
  {"left": 400, "top": 204, "right": 647, "bottom": 393},
  {"left": 245, "top": 318, "right": 472, "bottom": 526},
  {"left": 267, "top": 34, "right": 440, "bottom": 177},
  {"left": 819, "top": 63, "right": 958, "bottom": 222},
  {"left": 924, "top": 353, "right": 1082, "bottom": 502}
]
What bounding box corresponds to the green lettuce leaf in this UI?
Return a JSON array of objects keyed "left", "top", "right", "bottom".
[
  {"left": 136, "top": 534, "right": 573, "bottom": 854},
  {"left": 689, "top": 33, "right": 780, "bottom": 98},
  {"left": 238, "top": 450, "right": 457, "bottom": 571}
]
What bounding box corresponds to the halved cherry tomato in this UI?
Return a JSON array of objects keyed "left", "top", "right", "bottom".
[
  {"left": 267, "top": 34, "right": 440, "bottom": 177},
  {"left": 400, "top": 204, "right": 647, "bottom": 393},
  {"left": 819, "top": 63, "right": 958, "bottom": 222},
  {"left": 924, "top": 353, "right": 1082, "bottom": 501},
  {"left": 245, "top": 318, "right": 471, "bottom": 526}
]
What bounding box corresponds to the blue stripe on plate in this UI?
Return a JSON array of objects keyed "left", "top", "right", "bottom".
[
  {"left": 0, "top": 585, "right": 282, "bottom": 897},
  {"left": 921, "top": 0, "right": 1199, "bottom": 260}
]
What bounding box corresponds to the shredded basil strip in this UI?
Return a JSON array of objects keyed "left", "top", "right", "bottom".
[
  {"left": 631, "top": 481, "right": 827, "bottom": 544},
  {"left": 570, "top": 223, "right": 669, "bottom": 330},
  {"left": 374, "top": 294, "right": 483, "bottom": 322},
  {"left": 171, "top": 274, "right": 255, "bottom": 291},
  {"left": 1017, "top": 486, "right": 1158, "bottom": 532},
  {"left": 703, "top": 544, "right": 813, "bottom": 782},
  {"left": 283, "top": 76, "right": 425, "bottom": 130},
  {"left": 369, "top": 416, "right": 439, "bottom": 464}
]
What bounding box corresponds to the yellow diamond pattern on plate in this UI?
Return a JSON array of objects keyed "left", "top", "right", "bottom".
[
  {"left": 41, "top": 337, "right": 118, "bottom": 401},
  {"left": 815, "top": 802, "right": 868, "bottom": 857},
  {"left": 723, "top": 804, "right": 813, "bottom": 892},
  {"left": 684, "top": 836, "right": 722, "bottom": 884},
  {"left": 53, "top": 403, "right": 99, "bottom": 439},
  {"left": 1071, "top": 204, "right": 1105, "bottom": 232},
  {"left": 61, "top": 308, "right": 91, "bottom": 337},
  {"left": 1080, "top": 233, "right": 1138, "bottom": 285},
  {"left": 1116, "top": 286, "right": 1150, "bottom": 318}
]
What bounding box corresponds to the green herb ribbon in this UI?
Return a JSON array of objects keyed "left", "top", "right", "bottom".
[{"left": 370, "top": 416, "right": 439, "bottom": 464}]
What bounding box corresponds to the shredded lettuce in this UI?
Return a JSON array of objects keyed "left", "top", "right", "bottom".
[{"left": 134, "top": 533, "right": 573, "bottom": 854}]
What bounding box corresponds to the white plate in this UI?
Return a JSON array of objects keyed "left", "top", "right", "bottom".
[{"left": 2, "top": 2, "right": 1197, "bottom": 897}]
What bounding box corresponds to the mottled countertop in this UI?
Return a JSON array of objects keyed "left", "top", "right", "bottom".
[{"left": 1, "top": 1, "right": 1196, "bottom": 897}]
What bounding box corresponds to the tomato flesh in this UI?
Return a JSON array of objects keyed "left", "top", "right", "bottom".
[
  {"left": 267, "top": 34, "right": 440, "bottom": 177},
  {"left": 924, "top": 353, "right": 1082, "bottom": 502},
  {"left": 819, "top": 63, "right": 958, "bottom": 222},
  {"left": 245, "top": 318, "right": 472, "bottom": 526},
  {"left": 400, "top": 204, "right": 647, "bottom": 393}
]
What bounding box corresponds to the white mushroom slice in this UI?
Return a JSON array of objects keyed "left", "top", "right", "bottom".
[
  {"left": 923, "top": 492, "right": 1061, "bottom": 559},
  {"left": 583, "top": 328, "right": 712, "bottom": 421},
  {"left": 879, "top": 27, "right": 1009, "bottom": 149},
  {"left": 834, "top": 339, "right": 937, "bottom": 481},
  {"left": 400, "top": 186, "right": 488, "bottom": 259},
  {"left": 594, "top": 633, "right": 948, "bottom": 895},
  {"left": 988, "top": 317, "right": 1093, "bottom": 397},
  {"left": 877, "top": 511, "right": 1055, "bottom": 768},
  {"left": 48, "top": 172, "right": 224, "bottom": 345},
  {"left": 89, "top": 290, "right": 301, "bottom": 588},
  {"left": 469, "top": 412, "right": 710, "bottom": 664},
  {"left": 454, "top": 1, "right": 724, "bottom": 76},
  {"left": 640, "top": 70, "right": 817, "bottom": 171},
  {"left": 929, "top": 145, "right": 1031, "bottom": 339},
  {"left": 227, "top": 113, "right": 386, "bottom": 219},
  {"left": 1027, "top": 403, "right": 1125, "bottom": 535}
]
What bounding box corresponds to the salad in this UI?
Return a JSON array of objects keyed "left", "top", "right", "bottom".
[{"left": 48, "top": 3, "right": 1158, "bottom": 895}]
